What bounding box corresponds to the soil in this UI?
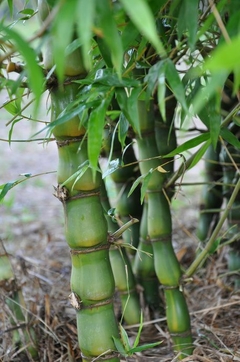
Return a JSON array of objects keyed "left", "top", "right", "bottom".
[{"left": 0, "top": 111, "right": 239, "bottom": 362}]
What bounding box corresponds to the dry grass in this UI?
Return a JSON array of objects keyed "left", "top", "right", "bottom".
[{"left": 0, "top": 217, "right": 239, "bottom": 362}]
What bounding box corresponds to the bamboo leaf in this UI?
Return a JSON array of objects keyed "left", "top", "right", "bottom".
[
  {"left": 88, "top": 92, "right": 113, "bottom": 174},
  {"left": 119, "top": 0, "right": 166, "bottom": 57},
  {"left": 112, "top": 336, "right": 127, "bottom": 357},
  {"left": 140, "top": 169, "right": 153, "bottom": 204},
  {"left": 189, "top": 139, "right": 212, "bottom": 170},
  {"left": 129, "top": 341, "right": 162, "bottom": 354},
  {"left": 60, "top": 161, "right": 89, "bottom": 188},
  {"left": 199, "top": 95, "right": 221, "bottom": 149},
  {"left": 220, "top": 128, "right": 240, "bottom": 148},
  {"left": 0, "top": 182, "right": 17, "bottom": 202},
  {"left": 128, "top": 174, "right": 144, "bottom": 198},
  {"left": 76, "top": 0, "right": 96, "bottom": 69},
  {"left": 118, "top": 113, "right": 129, "bottom": 148},
  {"left": 102, "top": 159, "right": 121, "bottom": 179},
  {"left": 178, "top": 0, "right": 198, "bottom": 50},
  {"left": 96, "top": 0, "right": 123, "bottom": 77},
  {"left": 191, "top": 71, "right": 228, "bottom": 119},
  {"left": 0, "top": 24, "right": 44, "bottom": 110},
  {"left": 204, "top": 35, "right": 240, "bottom": 73},
  {"left": 94, "top": 69, "right": 139, "bottom": 87},
  {"left": 164, "top": 133, "right": 210, "bottom": 158},
  {"left": 157, "top": 71, "right": 166, "bottom": 122},
  {"left": 116, "top": 88, "right": 141, "bottom": 136},
  {"left": 133, "top": 311, "right": 143, "bottom": 348},
  {"left": 119, "top": 324, "right": 131, "bottom": 352},
  {"left": 164, "top": 59, "right": 188, "bottom": 114},
  {"left": 51, "top": 0, "right": 78, "bottom": 81}
]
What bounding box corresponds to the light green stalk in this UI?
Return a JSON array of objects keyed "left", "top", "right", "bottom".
[
  {"left": 39, "top": 2, "right": 120, "bottom": 360},
  {"left": 135, "top": 100, "right": 193, "bottom": 359},
  {"left": 101, "top": 181, "right": 141, "bottom": 325}
]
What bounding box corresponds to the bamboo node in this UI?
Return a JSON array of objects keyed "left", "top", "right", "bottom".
[
  {"left": 151, "top": 234, "right": 172, "bottom": 243},
  {"left": 81, "top": 350, "right": 121, "bottom": 361},
  {"left": 53, "top": 184, "right": 69, "bottom": 202},
  {"left": 170, "top": 330, "right": 192, "bottom": 338},
  {"left": 68, "top": 292, "right": 82, "bottom": 310},
  {"left": 70, "top": 243, "right": 110, "bottom": 255},
  {"left": 56, "top": 137, "right": 84, "bottom": 147}
]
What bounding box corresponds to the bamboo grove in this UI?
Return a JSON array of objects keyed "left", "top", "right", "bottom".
[{"left": 0, "top": 0, "right": 240, "bottom": 361}]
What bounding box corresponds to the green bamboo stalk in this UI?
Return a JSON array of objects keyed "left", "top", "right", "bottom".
[
  {"left": 0, "top": 241, "right": 38, "bottom": 359},
  {"left": 133, "top": 200, "right": 161, "bottom": 315},
  {"left": 196, "top": 143, "right": 223, "bottom": 242},
  {"left": 39, "top": 2, "right": 120, "bottom": 360},
  {"left": 135, "top": 100, "right": 193, "bottom": 359},
  {"left": 101, "top": 181, "right": 141, "bottom": 325},
  {"left": 103, "top": 129, "right": 142, "bottom": 253},
  {"left": 220, "top": 129, "right": 240, "bottom": 288}
]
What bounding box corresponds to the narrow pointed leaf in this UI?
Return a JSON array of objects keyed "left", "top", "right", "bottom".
[
  {"left": 164, "top": 133, "right": 210, "bottom": 158},
  {"left": 116, "top": 88, "right": 141, "bottom": 136},
  {"left": 133, "top": 311, "right": 143, "bottom": 348},
  {"left": 112, "top": 336, "right": 127, "bottom": 357},
  {"left": 102, "top": 159, "right": 121, "bottom": 179},
  {"left": 129, "top": 341, "right": 162, "bottom": 354},
  {"left": 220, "top": 128, "right": 240, "bottom": 148},
  {"left": 189, "top": 139, "right": 211, "bottom": 169},
  {"left": 51, "top": 0, "right": 78, "bottom": 81},
  {"left": 178, "top": 0, "right": 198, "bottom": 50},
  {"left": 157, "top": 71, "right": 166, "bottom": 121},
  {"left": 119, "top": 0, "right": 166, "bottom": 56},
  {"left": 119, "top": 325, "right": 131, "bottom": 352},
  {"left": 0, "top": 24, "right": 44, "bottom": 110},
  {"left": 165, "top": 59, "right": 188, "bottom": 114},
  {"left": 204, "top": 35, "right": 240, "bottom": 73},
  {"left": 140, "top": 170, "right": 153, "bottom": 203},
  {"left": 88, "top": 92, "right": 113, "bottom": 173},
  {"left": 96, "top": 0, "right": 123, "bottom": 76},
  {"left": 77, "top": 0, "right": 96, "bottom": 69}
]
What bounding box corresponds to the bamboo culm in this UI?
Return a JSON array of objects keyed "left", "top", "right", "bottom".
[
  {"left": 101, "top": 180, "right": 141, "bottom": 325},
  {"left": 134, "top": 100, "right": 193, "bottom": 359},
  {"left": 39, "top": 1, "right": 121, "bottom": 360}
]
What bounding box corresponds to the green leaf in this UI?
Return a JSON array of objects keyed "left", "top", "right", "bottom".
[
  {"left": 118, "top": 113, "right": 129, "bottom": 148},
  {"left": 199, "top": 95, "right": 221, "bottom": 149},
  {"left": 220, "top": 128, "right": 240, "bottom": 148},
  {"left": 96, "top": 0, "right": 123, "bottom": 77},
  {"left": 133, "top": 311, "right": 143, "bottom": 348},
  {"left": 178, "top": 0, "right": 198, "bottom": 50},
  {"left": 116, "top": 88, "right": 141, "bottom": 136},
  {"left": 112, "top": 336, "right": 127, "bottom": 357},
  {"left": 119, "top": 0, "right": 166, "bottom": 57},
  {"left": 140, "top": 169, "right": 153, "bottom": 203},
  {"left": 51, "top": 0, "right": 78, "bottom": 81},
  {"left": 88, "top": 92, "right": 113, "bottom": 174},
  {"left": 164, "top": 133, "right": 210, "bottom": 158},
  {"left": 102, "top": 158, "right": 121, "bottom": 179},
  {"left": 76, "top": 0, "right": 96, "bottom": 69},
  {"left": 119, "top": 324, "right": 131, "bottom": 352},
  {"left": 0, "top": 24, "right": 44, "bottom": 111},
  {"left": 164, "top": 59, "right": 188, "bottom": 114},
  {"left": 61, "top": 161, "right": 89, "bottom": 189},
  {"left": 157, "top": 70, "right": 166, "bottom": 122},
  {"left": 129, "top": 341, "right": 162, "bottom": 354},
  {"left": 128, "top": 174, "right": 144, "bottom": 198},
  {"left": 0, "top": 182, "right": 17, "bottom": 202},
  {"left": 191, "top": 71, "right": 228, "bottom": 120},
  {"left": 204, "top": 35, "right": 240, "bottom": 73},
  {"left": 189, "top": 139, "right": 212, "bottom": 170}
]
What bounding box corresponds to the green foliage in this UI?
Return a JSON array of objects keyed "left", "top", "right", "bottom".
[{"left": 112, "top": 312, "right": 162, "bottom": 357}]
